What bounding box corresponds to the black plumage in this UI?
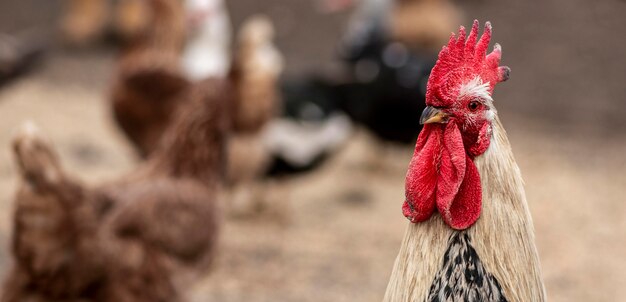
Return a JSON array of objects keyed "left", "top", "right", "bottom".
[
  {"left": 427, "top": 233, "right": 508, "bottom": 302},
  {"left": 334, "top": 27, "right": 435, "bottom": 144}
]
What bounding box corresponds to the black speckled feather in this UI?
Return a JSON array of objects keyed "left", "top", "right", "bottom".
[{"left": 426, "top": 233, "right": 508, "bottom": 302}]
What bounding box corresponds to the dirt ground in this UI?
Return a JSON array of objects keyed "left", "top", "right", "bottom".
[{"left": 0, "top": 0, "right": 625, "bottom": 301}]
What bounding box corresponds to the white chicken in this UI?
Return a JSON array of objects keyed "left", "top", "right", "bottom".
[{"left": 182, "top": 0, "right": 232, "bottom": 80}]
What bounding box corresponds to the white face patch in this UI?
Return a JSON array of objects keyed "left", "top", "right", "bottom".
[
  {"left": 459, "top": 76, "right": 493, "bottom": 103},
  {"left": 458, "top": 76, "right": 496, "bottom": 121}
]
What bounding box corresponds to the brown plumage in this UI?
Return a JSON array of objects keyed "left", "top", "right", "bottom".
[
  {"left": 228, "top": 16, "right": 283, "bottom": 133},
  {"left": 225, "top": 16, "right": 284, "bottom": 215},
  {"left": 225, "top": 16, "right": 283, "bottom": 186},
  {"left": 1, "top": 76, "right": 228, "bottom": 301},
  {"left": 111, "top": 0, "right": 188, "bottom": 157},
  {"left": 111, "top": 51, "right": 189, "bottom": 157},
  {"left": 111, "top": 14, "right": 283, "bottom": 195}
]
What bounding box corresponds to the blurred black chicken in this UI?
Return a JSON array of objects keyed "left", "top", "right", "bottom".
[
  {"left": 267, "top": 17, "right": 435, "bottom": 175},
  {"left": 265, "top": 0, "right": 461, "bottom": 175},
  {"left": 0, "top": 30, "right": 47, "bottom": 86},
  {"left": 335, "top": 28, "right": 435, "bottom": 143}
]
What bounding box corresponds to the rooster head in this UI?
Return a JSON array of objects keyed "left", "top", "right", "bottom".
[{"left": 403, "top": 21, "right": 509, "bottom": 230}]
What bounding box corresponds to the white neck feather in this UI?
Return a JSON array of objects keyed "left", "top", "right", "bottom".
[{"left": 469, "top": 116, "right": 546, "bottom": 302}]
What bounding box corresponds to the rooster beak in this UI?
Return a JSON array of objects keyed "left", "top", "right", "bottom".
[{"left": 420, "top": 106, "right": 449, "bottom": 124}]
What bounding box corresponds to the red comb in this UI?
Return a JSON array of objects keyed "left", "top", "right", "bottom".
[{"left": 426, "top": 20, "right": 510, "bottom": 108}]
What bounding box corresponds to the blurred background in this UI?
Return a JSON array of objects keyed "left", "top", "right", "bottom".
[{"left": 0, "top": 0, "right": 624, "bottom": 301}]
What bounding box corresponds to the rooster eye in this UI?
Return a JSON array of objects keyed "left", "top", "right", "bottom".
[{"left": 468, "top": 101, "right": 480, "bottom": 111}]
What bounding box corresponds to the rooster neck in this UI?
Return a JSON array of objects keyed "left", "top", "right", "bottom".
[
  {"left": 467, "top": 116, "right": 546, "bottom": 302},
  {"left": 384, "top": 116, "right": 545, "bottom": 302}
]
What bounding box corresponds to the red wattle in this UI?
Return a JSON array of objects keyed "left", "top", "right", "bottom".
[
  {"left": 403, "top": 124, "right": 440, "bottom": 222},
  {"left": 440, "top": 155, "right": 482, "bottom": 229},
  {"left": 435, "top": 123, "right": 466, "bottom": 209},
  {"left": 403, "top": 121, "right": 483, "bottom": 230},
  {"left": 468, "top": 123, "right": 492, "bottom": 157}
]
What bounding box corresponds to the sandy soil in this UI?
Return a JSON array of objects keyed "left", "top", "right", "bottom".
[{"left": 0, "top": 0, "right": 625, "bottom": 301}]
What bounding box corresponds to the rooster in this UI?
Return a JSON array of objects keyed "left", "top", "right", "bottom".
[
  {"left": 383, "top": 21, "right": 546, "bottom": 302},
  {"left": 1, "top": 75, "right": 228, "bottom": 301}
]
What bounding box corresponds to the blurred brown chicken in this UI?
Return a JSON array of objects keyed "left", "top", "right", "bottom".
[
  {"left": 112, "top": 13, "right": 281, "bottom": 156},
  {"left": 111, "top": 12, "right": 283, "bottom": 215},
  {"left": 390, "top": 0, "right": 461, "bottom": 53},
  {"left": 225, "top": 16, "right": 284, "bottom": 215},
  {"left": 110, "top": 0, "right": 188, "bottom": 157},
  {"left": 61, "top": 0, "right": 158, "bottom": 46},
  {"left": 1, "top": 73, "right": 229, "bottom": 301}
]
